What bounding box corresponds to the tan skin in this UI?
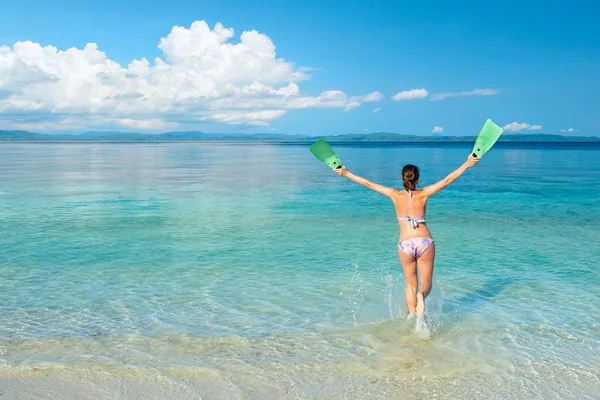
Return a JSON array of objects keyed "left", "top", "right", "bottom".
[{"left": 335, "top": 155, "right": 479, "bottom": 316}]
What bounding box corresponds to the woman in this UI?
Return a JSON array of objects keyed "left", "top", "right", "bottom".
[{"left": 335, "top": 155, "right": 479, "bottom": 317}]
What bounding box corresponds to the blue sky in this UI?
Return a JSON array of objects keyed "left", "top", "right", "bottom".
[{"left": 0, "top": 0, "right": 598, "bottom": 136}]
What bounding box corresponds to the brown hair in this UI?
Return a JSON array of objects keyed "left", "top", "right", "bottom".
[{"left": 402, "top": 164, "right": 419, "bottom": 191}]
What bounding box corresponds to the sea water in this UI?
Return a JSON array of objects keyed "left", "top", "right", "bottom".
[{"left": 0, "top": 142, "right": 599, "bottom": 399}]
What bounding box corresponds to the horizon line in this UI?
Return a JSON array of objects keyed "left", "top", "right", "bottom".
[{"left": 1, "top": 129, "right": 599, "bottom": 140}]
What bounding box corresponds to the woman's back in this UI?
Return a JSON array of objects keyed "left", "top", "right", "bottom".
[{"left": 393, "top": 189, "right": 431, "bottom": 240}]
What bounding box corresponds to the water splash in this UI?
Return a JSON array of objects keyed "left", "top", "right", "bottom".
[
  {"left": 339, "top": 263, "right": 446, "bottom": 338},
  {"left": 389, "top": 275, "right": 444, "bottom": 339},
  {"left": 414, "top": 315, "right": 431, "bottom": 339},
  {"left": 422, "top": 279, "right": 444, "bottom": 335},
  {"left": 384, "top": 273, "right": 402, "bottom": 319},
  {"left": 338, "top": 263, "right": 366, "bottom": 326}
]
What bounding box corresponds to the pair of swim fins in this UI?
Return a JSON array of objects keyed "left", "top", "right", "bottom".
[{"left": 309, "top": 119, "right": 503, "bottom": 168}]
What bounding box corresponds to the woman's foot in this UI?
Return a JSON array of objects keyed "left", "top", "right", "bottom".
[{"left": 416, "top": 292, "right": 425, "bottom": 317}]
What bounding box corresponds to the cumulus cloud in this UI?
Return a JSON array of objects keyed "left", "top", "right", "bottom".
[
  {"left": 432, "top": 126, "right": 443, "bottom": 133},
  {"left": 504, "top": 122, "right": 530, "bottom": 132},
  {"left": 0, "top": 21, "right": 382, "bottom": 130},
  {"left": 7, "top": 115, "right": 172, "bottom": 132},
  {"left": 343, "top": 91, "right": 383, "bottom": 111},
  {"left": 207, "top": 109, "right": 286, "bottom": 126},
  {"left": 560, "top": 128, "right": 578, "bottom": 133},
  {"left": 430, "top": 88, "right": 499, "bottom": 101},
  {"left": 391, "top": 88, "right": 428, "bottom": 101},
  {"left": 503, "top": 122, "right": 543, "bottom": 132}
]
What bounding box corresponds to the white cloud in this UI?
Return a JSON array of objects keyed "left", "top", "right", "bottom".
[
  {"left": 343, "top": 91, "right": 383, "bottom": 111},
  {"left": 430, "top": 88, "right": 499, "bottom": 101},
  {"left": 504, "top": 122, "right": 530, "bottom": 132},
  {"left": 363, "top": 91, "right": 384, "bottom": 102},
  {"left": 9, "top": 115, "right": 156, "bottom": 132},
  {"left": 391, "top": 88, "right": 428, "bottom": 101},
  {"left": 432, "top": 126, "right": 443, "bottom": 133},
  {"left": 10, "top": 122, "right": 69, "bottom": 132},
  {"left": 0, "top": 21, "right": 382, "bottom": 130},
  {"left": 118, "top": 118, "right": 178, "bottom": 130},
  {"left": 503, "top": 122, "right": 543, "bottom": 132},
  {"left": 560, "top": 128, "right": 578, "bottom": 133},
  {"left": 372, "top": 107, "right": 382, "bottom": 113},
  {"left": 207, "top": 110, "right": 286, "bottom": 126}
]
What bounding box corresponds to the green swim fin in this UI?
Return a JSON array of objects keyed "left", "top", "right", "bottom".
[
  {"left": 309, "top": 139, "right": 343, "bottom": 169},
  {"left": 472, "top": 119, "right": 503, "bottom": 158}
]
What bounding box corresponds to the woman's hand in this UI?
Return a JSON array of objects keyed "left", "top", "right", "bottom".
[
  {"left": 334, "top": 166, "right": 348, "bottom": 176},
  {"left": 465, "top": 155, "right": 480, "bottom": 168}
]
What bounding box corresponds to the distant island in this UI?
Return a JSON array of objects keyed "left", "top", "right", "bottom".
[{"left": 1, "top": 129, "right": 599, "bottom": 143}]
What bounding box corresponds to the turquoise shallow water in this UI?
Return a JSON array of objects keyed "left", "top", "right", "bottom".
[{"left": 0, "top": 143, "right": 599, "bottom": 399}]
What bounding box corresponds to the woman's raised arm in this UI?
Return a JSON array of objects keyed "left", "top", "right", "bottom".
[
  {"left": 335, "top": 166, "right": 396, "bottom": 198},
  {"left": 421, "top": 155, "right": 479, "bottom": 197}
]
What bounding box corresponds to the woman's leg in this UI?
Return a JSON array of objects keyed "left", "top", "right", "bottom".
[
  {"left": 416, "top": 242, "right": 435, "bottom": 316},
  {"left": 398, "top": 247, "right": 418, "bottom": 314}
]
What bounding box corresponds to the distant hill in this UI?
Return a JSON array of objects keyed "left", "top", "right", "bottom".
[
  {"left": 321, "top": 132, "right": 600, "bottom": 142},
  {"left": 161, "top": 131, "right": 207, "bottom": 139},
  {"left": 78, "top": 131, "right": 159, "bottom": 140},
  {"left": 0, "top": 130, "right": 49, "bottom": 140},
  {"left": 0, "top": 129, "right": 598, "bottom": 143}
]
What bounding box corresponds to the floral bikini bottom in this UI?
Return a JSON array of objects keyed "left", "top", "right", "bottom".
[{"left": 398, "top": 237, "right": 434, "bottom": 260}]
